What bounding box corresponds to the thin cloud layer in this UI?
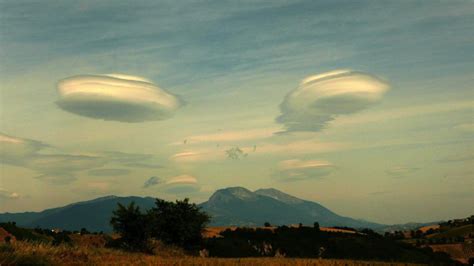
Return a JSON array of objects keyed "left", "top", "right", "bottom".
[
  {"left": 0, "top": 132, "right": 163, "bottom": 184},
  {"left": 87, "top": 168, "right": 131, "bottom": 176},
  {"left": 277, "top": 69, "right": 389, "bottom": 132},
  {"left": 386, "top": 166, "right": 420, "bottom": 178},
  {"left": 275, "top": 159, "right": 334, "bottom": 182},
  {"left": 56, "top": 74, "right": 183, "bottom": 122}
]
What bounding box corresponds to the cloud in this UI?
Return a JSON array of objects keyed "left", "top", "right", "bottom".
[
  {"left": 1, "top": 133, "right": 161, "bottom": 184},
  {"left": 0, "top": 188, "right": 21, "bottom": 200},
  {"left": 437, "top": 153, "right": 474, "bottom": 163},
  {"left": 386, "top": 166, "right": 420, "bottom": 178},
  {"left": 275, "top": 159, "right": 334, "bottom": 182},
  {"left": 87, "top": 168, "right": 131, "bottom": 176},
  {"left": 0, "top": 133, "right": 48, "bottom": 164},
  {"left": 164, "top": 174, "right": 200, "bottom": 194},
  {"left": 173, "top": 127, "right": 278, "bottom": 145},
  {"left": 276, "top": 69, "right": 389, "bottom": 132},
  {"left": 225, "top": 147, "right": 248, "bottom": 160},
  {"left": 166, "top": 174, "right": 198, "bottom": 185},
  {"left": 56, "top": 74, "right": 183, "bottom": 122},
  {"left": 143, "top": 176, "right": 164, "bottom": 188}
]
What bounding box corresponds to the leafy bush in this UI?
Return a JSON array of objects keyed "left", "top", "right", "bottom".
[{"left": 147, "top": 198, "right": 210, "bottom": 250}]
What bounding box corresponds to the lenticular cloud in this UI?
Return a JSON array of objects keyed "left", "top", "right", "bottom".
[
  {"left": 56, "top": 74, "right": 183, "bottom": 122},
  {"left": 277, "top": 70, "right": 389, "bottom": 132}
]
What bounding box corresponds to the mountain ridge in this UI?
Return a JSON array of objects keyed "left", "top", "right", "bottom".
[{"left": 0, "top": 187, "right": 404, "bottom": 232}]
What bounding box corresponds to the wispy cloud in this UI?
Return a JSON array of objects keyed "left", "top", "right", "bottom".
[
  {"left": 143, "top": 176, "right": 164, "bottom": 188},
  {"left": 87, "top": 168, "right": 131, "bottom": 176},
  {"left": 333, "top": 101, "right": 474, "bottom": 128},
  {"left": 173, "top": 127, "right": 278, "bottom": 145},
  {"left": 0, "top": 132, "right": 163, "bottom": 184},
  {"left": 386, "top": 166, "right": 420, "bottom": 178}
]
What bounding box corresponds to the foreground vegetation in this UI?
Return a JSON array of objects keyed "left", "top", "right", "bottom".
[
  {"left": 0, "top": 241, "right": 424, "bottom": 266},
  {"left": 1, "top": 199, "right": 471, "bottom": 265}
]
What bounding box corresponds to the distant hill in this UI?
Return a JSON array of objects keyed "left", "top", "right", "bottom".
[
  {"left": 199, "top": 187, "right": 384, "bottom": 229},
  {"left": 1, "top": 187, "right": 399, "bottom": 232},
  {"left": 0, "top": 196, "right": 155, "bottom": 232}
]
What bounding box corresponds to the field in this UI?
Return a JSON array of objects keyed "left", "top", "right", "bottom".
[
  {"left": 203, "top": 226, "right": 357, "bottom": 238},
  {"left": 0, "top": 241, "right": 424, "bottom": 266}
]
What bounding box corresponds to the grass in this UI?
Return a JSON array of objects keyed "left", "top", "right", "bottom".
[{"left": 0, "top": 241, "right": 424, "bottom": 266}]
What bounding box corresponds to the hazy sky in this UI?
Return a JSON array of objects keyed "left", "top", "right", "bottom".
[{"left": 0, "top": 1, "right": 473, "bottom": 224}]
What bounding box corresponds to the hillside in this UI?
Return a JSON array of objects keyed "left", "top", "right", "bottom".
[
  {"left": 0, "top": 196, "right": 156, "bottom": 232},
  {"left": 199, "top": 187, "right": 383, "bottom": 229}
]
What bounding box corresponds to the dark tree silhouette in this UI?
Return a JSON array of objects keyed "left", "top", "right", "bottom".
[
  {"left": 313, "top": 222, "right": 320, "bottom": 231},
  {"left": 147, "top": 198, "right": 210, "bottom": 250},
  {"left": 110, "top": 202, "right": 149, "bottom": 251},
  {"left": 264, "top": 222, "right": 271, "bottom": 227}
]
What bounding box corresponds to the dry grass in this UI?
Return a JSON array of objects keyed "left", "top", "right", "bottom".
[
  {"left": 203, "top": 226, "right": 357, "bottom": 238},
  {"left": 0, "top": 241, "right": 424, "bottom": 266}
]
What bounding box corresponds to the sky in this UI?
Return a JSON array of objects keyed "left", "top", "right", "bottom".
[{"left": 0, "top": 0, "right": 473, "bottom": 225}]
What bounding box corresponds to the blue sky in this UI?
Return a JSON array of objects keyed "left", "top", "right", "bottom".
[{"left": 0, "top": 0, "right": 473, "bottom": 224}]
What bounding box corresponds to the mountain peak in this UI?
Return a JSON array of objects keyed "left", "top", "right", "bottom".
[
  {"left": 254, "top": 188, "right": 304, "bottom": 204},
  {"left": 207, "top": 187, "right": 257, "bottom": 205}
]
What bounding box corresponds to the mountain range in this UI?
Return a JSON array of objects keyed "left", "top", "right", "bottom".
[{"left": 0, "top": 187, "right": 387, "bottom": 232}]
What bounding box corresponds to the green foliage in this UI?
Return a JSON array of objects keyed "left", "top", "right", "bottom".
[
  {"left": 110, "top": 202, "right": 150, "bottom": 252},
  {"left": 147, "top": 198, "right": 210, "bottom": 250},
  {"left": 109, "top": 198, "right": 210, "bottom": 252}
]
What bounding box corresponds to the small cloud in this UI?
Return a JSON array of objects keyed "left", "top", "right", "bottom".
[
  {"left": 0, "top": 188, "right": 21, "bottom": 200},
  {"left": 166, "top": 174, "right": 198, "bottom": 185},
  {"left": 276, "top": 69, "right": 389, "bottom": 132},
  {"left": 164, "top": 174, "right": 200, "bottom": 194},
  {"left": 143, "top": 176, "right": 164, "bottom": 188},
  {"left": 56, "top": 74, "right": 183, "bottom": 122},
  {"left": 386, "top": 166, "right": 420, "bottom": 178},
  {"left": 87, "top": 168, "right": 131, "bottom": 176},
  {"left": 225, "top": 147, "right": 248, "bottom": 160},
  {"left": 275, "top": 159, "right": 334, "bottom": 182}
]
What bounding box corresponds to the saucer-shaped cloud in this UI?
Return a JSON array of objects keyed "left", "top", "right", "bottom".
[
  {"left": 275, "top": 159, "right": 334, "bottom": 181},
  {"left": 165, "top": 174, "right": 200, "bottom": 194},
  {"left": 56, "top": 74, "right": 183, "bottom": 122},
  {"left": 277, "top": 70, "right": 389, "bottom": 132}
]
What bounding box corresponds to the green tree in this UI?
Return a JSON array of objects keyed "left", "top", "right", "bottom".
[
  {"left": 110, "top": 202, "right": 149, "bottom": 251},
  {"left": 147, "top": 198, "right": 210, "bottom": 249},
  {"left": 264, "top": 222, "right": 271, "bottom": 227}
]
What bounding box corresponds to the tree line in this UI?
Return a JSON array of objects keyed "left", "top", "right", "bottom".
[{"left": 109, "top": 198, "right": 209, "bottom": 252}]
